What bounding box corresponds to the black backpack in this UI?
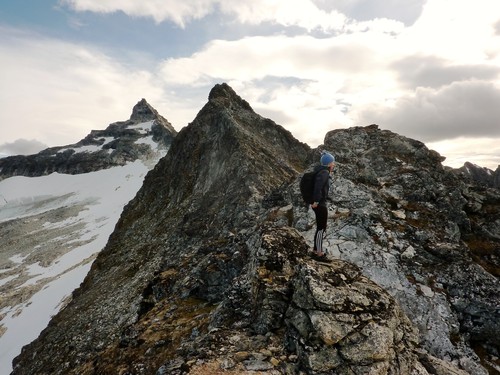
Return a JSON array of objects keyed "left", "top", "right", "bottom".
[{"left": 300, "top": 171, "right": 317, "bottom": 204}]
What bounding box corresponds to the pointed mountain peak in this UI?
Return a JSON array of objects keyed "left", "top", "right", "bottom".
[
  {"left": 0, "top": 98, "right": 177, "bottom": 180},
  {"left": 456, "top": 161, "right": 500, "bottom": 188},
  {"left": 128, "top": 98, "right": 177, "bottom": 135},
  {"left": 130, "top": 98, "right": 160, "bottom": 122},
  {"left": 208, "top": 83, "right": 253, "bottom": 111}
]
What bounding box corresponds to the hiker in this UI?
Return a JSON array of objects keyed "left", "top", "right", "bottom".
[{"left": 310, "top": 152, "right": 335, "bottom": 261}]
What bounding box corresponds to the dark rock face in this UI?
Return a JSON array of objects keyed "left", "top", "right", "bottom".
[
  {"left": 11, "top": 86, "right": 499, "bottom": 375},
  {"left": 314, "top": 125, "right": 500, "bottom": 374},
  {"left": 11, "top": 83, "right": 311, "bottom": 374},
  {"left": 0, "top": 99, "right": 176, "bottom": 180},
  {"left": 455, "top": 162, "right": 500, "bottom": 189}
]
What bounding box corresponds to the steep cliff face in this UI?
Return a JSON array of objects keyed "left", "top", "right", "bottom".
[
  {"left": 11, "top": 85, "right": 499, "bottom": 375},
  {"left": 0, "top": 99, "right": 176, "bottom": 180}
]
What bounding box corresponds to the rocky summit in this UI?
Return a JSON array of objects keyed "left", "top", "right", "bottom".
[
  {"left": 11, "top": 84, "right": 500, "bottom": 375},
  {"left": 455, "top": 162, "right": 500, "bottom": 189},
  {"left": 0, "top": 99, "right": 176, "bottom": 180}
]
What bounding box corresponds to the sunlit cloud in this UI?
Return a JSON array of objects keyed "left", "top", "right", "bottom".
[
  {"left": 1, "top": 0, "right": 499, "bottom": 170},
  {"left": 60, "top": 0, "right": 347, "bottom": 30},
  {"left": 427, "top": 137, "right": 500, "bottom": 169},
  {"left": 0, "top": 27, "right": 167, "bottom": 145},
  {"left": 60, "top": 0, "right": 217, "bottom": 26},
  {"left": 356, "top": 81, "right": 500, "bottom": 142}
]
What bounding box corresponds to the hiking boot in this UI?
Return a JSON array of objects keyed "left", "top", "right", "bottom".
[{"left": 310, "top": 252, "right": 331, "bottom": 263}]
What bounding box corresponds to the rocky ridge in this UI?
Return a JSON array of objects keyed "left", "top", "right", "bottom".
[
  {"left": 306, "top": 125, "right": 500, "bottom": 374},
  {"left": 11, "top": 84, "right": 500, "bottom": 375},
  {"left": 455, "top": 162, "right": 500, "bottom": 189},
  {"left": 0, "top": 99, "right": 176, "bottom": 180}
]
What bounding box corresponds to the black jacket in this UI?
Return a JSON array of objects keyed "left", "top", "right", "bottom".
[{"left": 312, "top": 165, "right": 330, "bottom": 206}]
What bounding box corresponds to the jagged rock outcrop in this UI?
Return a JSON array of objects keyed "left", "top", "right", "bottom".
[
  {"left": 11, "top": 85, "right": 499, "bottom": 375},
  {"left": 0, "top": 99, "right": 176, "bottom": 180},
  {"left": 297, "top": 125, "right": 499, "bottom": 374},
  {"left": 455, "top": 162, "right": 500, "bottom": 189}
]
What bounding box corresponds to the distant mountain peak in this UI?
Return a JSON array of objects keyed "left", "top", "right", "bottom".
[
  {"left": 130, "top": 98, "right": 160, "bottom": 122},
  {"left": 455, "top": 161, "right": 500, "bottom": 188},
  {"left": 0, "top": 100, "right": 176, "bottom": 180}
]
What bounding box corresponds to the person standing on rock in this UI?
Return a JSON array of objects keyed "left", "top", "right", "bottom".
[{"left": 310, "top": 152, "right": 335, "bottom": 261}]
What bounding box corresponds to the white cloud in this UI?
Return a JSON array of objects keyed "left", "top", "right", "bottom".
[
  {"left": 158, "top": 33, "right": 393, "bottom": 86},
  {"left": 391, "top": 55, "right": 500, "bottom": 89},
  {"left": 60, "top": 0, "right": 350, "bottom": 31},
  {"left": 0, "top": 27, "right": 169, "bottom": 147},
  {"left": 2, "top": 1, "right": 500, "bottom": 168},
  {"left": 0, "top": 139, "right": 48, "bottom": 156},
  {"left": 356, "top": 81, "right": 500, "bottom": 142},
  {"left": 238, "top": 79, "right": 353, "bottom": 147},
  {"left": 401, "top": 0, "right": 500, "bottom": 63},
  {"left": 317, "top": 0, "right": 425, "bottom": 25},
  {"left": 60, "top": 0, "right": 216, "bottom": 26},
  {"left": 218, "top": 0, "right": 347, "bottom": 31},
  {"left": 59, "top": 0, "right": 412, "bottom": 33},
  {"left": 157, "top": 33, "right": 399, "bottom": 146},
  {"left": 427, "top": 137, "right": 500, "bottom": 170}
]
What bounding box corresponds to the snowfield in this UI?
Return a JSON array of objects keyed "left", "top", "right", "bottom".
[{"left": 0, "top": 160, "right": 154, "bottom": 374}]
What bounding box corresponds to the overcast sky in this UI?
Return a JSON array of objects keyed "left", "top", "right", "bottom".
[{"left": 1, "top": 0, "right": 500, "bottom": 169}]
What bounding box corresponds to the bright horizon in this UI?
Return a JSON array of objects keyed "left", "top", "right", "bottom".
[{"left": 1, "top": 0, "right": 500, "bottom": 169}]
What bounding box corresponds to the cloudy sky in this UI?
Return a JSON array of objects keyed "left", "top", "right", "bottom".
[{"left": 1, "top": 0, "right": 500, "bottom": 169}]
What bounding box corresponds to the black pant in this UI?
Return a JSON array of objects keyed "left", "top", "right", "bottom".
[{"left": 312, "top": 205, "right": 328, "bottom": 253}]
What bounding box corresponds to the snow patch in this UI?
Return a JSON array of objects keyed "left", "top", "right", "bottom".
[
  {"left": 0, "top": 160, "right": 152, "bottom": 373},
  {"left": 127, "top": 120, "right": 154, "bottom": 134}
]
